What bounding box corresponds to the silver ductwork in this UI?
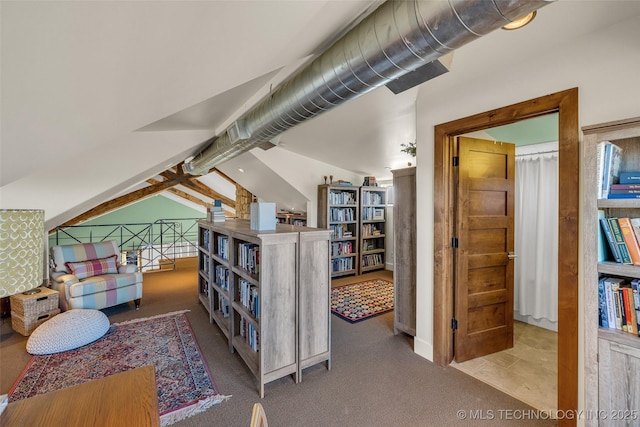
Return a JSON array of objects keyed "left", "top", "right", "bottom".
[{"left": 183, "top": 0, "right": 551, "bottom": 175}]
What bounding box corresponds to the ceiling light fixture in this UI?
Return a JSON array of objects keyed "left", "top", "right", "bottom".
[
  {"left": 502, "top": 11, "right": 536, "bottom": 30},
  {"left": 238, "top": 168, "right": 245, "bottom": 173}
]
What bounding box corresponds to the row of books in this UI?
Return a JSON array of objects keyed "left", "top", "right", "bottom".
[
  {"left": 361, "top": 207, "right": 385, "bottom": 221},
  {"left": 361, "top": 191, "right": 384, "bottom": 205},
  {"left": 332, "top": 257, "right": 354, "bottom": 272},
  {"left": 331, "top": 241, "right": 354, "bottom": 257},
  {"left": 328, "top": 191, "right": 356, "bottom": 205},
  {"left": 362, "top": 223, "right": 383, "bottom": 237},
  {"left": 598, "top": 276, "right": 640, "bottom": 336},
  {"left": 239, "top": 317, "right": 260, "bottom": 351},
  {"left": 238, "top": 243, "right": 260, "bottom": 275},
  {"left": 218, "top": 294, "right": 230, "bottom": 318},
  {"left": 201, "top": 229, "right": 211, "bottom": 252},
  {"left": 362, "top": 253, "right": 384, "bottom": 267},
  {"left": 330, "top": 224, "right": 353, "bottom": 239},
  {"left": 596, "top": 140, "right": 640, "bottom": 199},
  {"left": 600, "top": 215, "right": 640, "bottom": 264},
  {"left": 238, "top": 279, "right": 259, "bottom": 319},
  {"left": 217, "top": 236, "right": 229, "bottom": 260},
  {"left": 597, "top": 141, "right": 622, "bottom": 199},
  {"left": 329, "top": 207, "right": 355, "bottom": 222},
  {"left": 215, "top": 265, "right": 229, "bottom": 291}
]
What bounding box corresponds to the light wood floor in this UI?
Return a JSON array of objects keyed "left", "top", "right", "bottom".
[{"left": 451, "top": 320, "right": 558, "bottom": 412}]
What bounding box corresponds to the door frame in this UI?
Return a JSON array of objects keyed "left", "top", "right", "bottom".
[{"left": 433, "top": 88, "right": 579, "bottom": 425}]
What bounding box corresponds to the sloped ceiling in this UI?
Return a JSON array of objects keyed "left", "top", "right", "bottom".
[{"left": 2, "top": 1, "right": 640, "bottom": 228}]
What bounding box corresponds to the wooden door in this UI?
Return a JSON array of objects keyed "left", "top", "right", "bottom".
[{"left": 454, "top": 136, "right": 515, "bottom": 362}]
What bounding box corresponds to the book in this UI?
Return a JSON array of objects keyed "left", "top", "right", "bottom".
[
  {"left": 600, "top": 218, "right": 622, "bottom": 263},
  {"left": 631, "top": 279, "right": 640, "bottom": 336},
  {"left": 604, "top": 278, "right": 619, "bottom": 329},
  {"left": 609, "top": 189, "right": 640, "bottom": 194},
  {"left": 598, "top": 277, "right": 609, "bottom": 328},
  {"left": 607, "top": 193, "right": 640, "bottom": 199},
  {"left": 616, "top": 217, "right": 640, "bottom": 265},
  {"left": 619, "top": 171, "right": 640, "bottom": 184},
  {"left": 622, "top": 286, "right": 637, "bottom": 335},
  {"left": 602, "top": 142, "right": 622, "bottom": 199},
  {"left": 610, "top": 184, "right": 640, "bottom": 190},
  {"left": 607, "top": 218, "right": 633, "bottom": 264},
  {"left": 596, "top": 141, "right": 607, "bottom": 199},
  {"left": 612, "top": 281, "right": 626, "bottom": 331}
]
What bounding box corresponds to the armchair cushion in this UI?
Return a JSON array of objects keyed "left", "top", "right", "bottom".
[{"left": 65, "top": 255, "right": 118, "bottom": 280}]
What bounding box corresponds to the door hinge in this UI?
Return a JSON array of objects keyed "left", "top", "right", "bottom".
[
  {"left": 452, "top": 156, "right": 459, "bottom": 167},
  {"left": 452, "top": 237, "right": 458, "bottom": 248},
  {"left": 452, "top": 318, "right": 458, "bottom": 330}
]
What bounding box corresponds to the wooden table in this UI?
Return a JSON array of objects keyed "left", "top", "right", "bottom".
[{"left": 0, "top": 365, "right": 160, "bottom": 426}]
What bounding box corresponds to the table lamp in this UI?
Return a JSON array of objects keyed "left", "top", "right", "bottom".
[{"left": 0, "top": 209, "right": 45, "bottom": 299}]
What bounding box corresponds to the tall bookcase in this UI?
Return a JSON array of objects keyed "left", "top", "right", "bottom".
[
  {"left": 198, "top": 219, "right": 331, "bottom": 397},
  {"left": 392, "top": 167, "right": 416, "bottom": 336},
  {"left": 359, "top": 186, "right": 387, "bottom": 273},
  {"left": 583, "top": 117, "right": 640, "bottom": 424},
  {"left": 317, "top": 184, "right": 359, "bottom": 277}
]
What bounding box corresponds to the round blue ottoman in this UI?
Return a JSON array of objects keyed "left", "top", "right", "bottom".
[{"left": 26, "top": 309, "right": 110, "bottom": 355}]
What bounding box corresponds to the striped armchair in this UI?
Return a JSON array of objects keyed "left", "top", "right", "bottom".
[{"left": 50, "top": 241, "right": 142, "bottom": 311}]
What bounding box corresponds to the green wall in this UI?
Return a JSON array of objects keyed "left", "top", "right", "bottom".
[{"left": 50, "top": 195, "right": 205, "bottom": 248}]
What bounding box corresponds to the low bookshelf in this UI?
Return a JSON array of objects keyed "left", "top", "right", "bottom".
[{"left": 197, "top": 219, "right": 331, "bottom": 397}]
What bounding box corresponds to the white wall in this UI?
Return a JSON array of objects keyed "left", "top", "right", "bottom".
[
  {"left": 250, "top": 146, "right": 364, "bottom": 228},
  {"left": 413, "top": 13, "right": 640, "bottom": 423}
]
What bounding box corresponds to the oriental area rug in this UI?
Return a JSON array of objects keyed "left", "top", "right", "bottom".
[
  {"left": 9, "top": 310, "right": 228, "bottom": 426},
  {"left": 330, "top": 279, "right": 394, "bottom": 323}
]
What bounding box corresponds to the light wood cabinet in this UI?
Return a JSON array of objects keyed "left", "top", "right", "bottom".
[
  {"left": 297, "top": 227, "right": 332, "bottom": 379},
  {"left": 583, "top": 117, "right": 640, "bottom": 425},
  {"left": 198, "top": 219, "right": 330, "bottom": 397},
  {"left": 392, "top": 167, "right": 416, "bottom": 336},
  {"left": 359, "top": 186, "right": 387, "bottom": 273},
  {"left": 318, "top": 185, "right": 359, "bottom": 277}
]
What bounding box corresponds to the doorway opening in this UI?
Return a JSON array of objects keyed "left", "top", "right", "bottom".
[
  {"left": 451, "top": 121, "right": 560, "bottom": 411},
  {"left": 432, "top": 88, "right": 579, "bottom": 427}
]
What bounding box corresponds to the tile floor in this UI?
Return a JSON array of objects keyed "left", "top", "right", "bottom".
[{"left": 451, "top": 320, "right": 558, "bottom": 412}]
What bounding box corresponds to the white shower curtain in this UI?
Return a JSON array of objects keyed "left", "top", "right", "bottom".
[{"left": 514, "top": 146, "right": 558, "bottom": 323}]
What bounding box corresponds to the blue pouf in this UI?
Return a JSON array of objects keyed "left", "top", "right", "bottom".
[{"left": 26, "top": 309, "right": 110, "bottom": 355}]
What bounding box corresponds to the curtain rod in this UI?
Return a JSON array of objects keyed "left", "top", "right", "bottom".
[{"left": 515, "top": 149, "right": 558, "bottom": 157}]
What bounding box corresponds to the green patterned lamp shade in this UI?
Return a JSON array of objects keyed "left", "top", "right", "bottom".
[{"left": 0, "top": 209, "right": 45, "bottom": 297}]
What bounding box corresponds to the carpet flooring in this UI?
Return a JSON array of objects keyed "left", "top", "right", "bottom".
[
  {"left": 330, "top": 279, "right": 394, "bottom": 323},
  {"left": 8, "top": 310, "right": 227, "bottom": 426}
]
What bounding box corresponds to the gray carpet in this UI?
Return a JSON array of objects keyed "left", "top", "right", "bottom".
[{"left": 0, "top": 260, "right": 556, "bottom": 426}]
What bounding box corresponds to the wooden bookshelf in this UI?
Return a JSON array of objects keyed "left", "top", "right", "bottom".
[
  {"left": 317, "top": 184, "right": 359, "bottom": 277},
  {"left": 359, "top": 186, "right": 387, "bottom": 273},
  {"left": 197, "top": 219, "right": 330, "bottom": 397},
  {"left": 583, "top": 117, "right": 640, "bottom": 425}
]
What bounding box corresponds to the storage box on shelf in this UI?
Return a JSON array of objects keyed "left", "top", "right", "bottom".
[
  {"left": 359, "top": 186, "right": 387, "bottom": 273},
  {"left": 10, "top": 287, "right": 60, "bottom": 336},
  {"left": 583, "top": 117, "right": 640, "bottom": 425},
  {"left": 197, "top": 219, "right": 331, "bottom": 397},
  {"left": 317, "top": 184, "right": 359, "bottom": 277}
]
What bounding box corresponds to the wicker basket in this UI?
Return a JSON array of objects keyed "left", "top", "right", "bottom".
[
  {"left": 11, "top": 308, "right": 60, "bottom": 336},
  {"left": 9, "top": 287, "right": 59, "bottom": 318}
]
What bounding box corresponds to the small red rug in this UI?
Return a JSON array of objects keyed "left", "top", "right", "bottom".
[
  {"left": 8, "top": 310, "right": 228, "bottom": 426},
  {"left": 331, "top": 279, "right": 394, "bottom": 323}
]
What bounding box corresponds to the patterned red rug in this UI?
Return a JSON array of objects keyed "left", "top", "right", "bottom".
[
  {"left": 331, "top": 279, "right": 394, "bottom": 323},
  {"left": 8, "top": 310, "right": 228, "bottom": 426}
]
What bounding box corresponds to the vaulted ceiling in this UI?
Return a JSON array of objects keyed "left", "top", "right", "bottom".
[{"left": 2, "top": 1, "right": 639, "bottom": 228}]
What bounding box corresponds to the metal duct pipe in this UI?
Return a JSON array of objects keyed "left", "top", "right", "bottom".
[{"left": 184, "top": 0, "right": 551, "bottom": 175}]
